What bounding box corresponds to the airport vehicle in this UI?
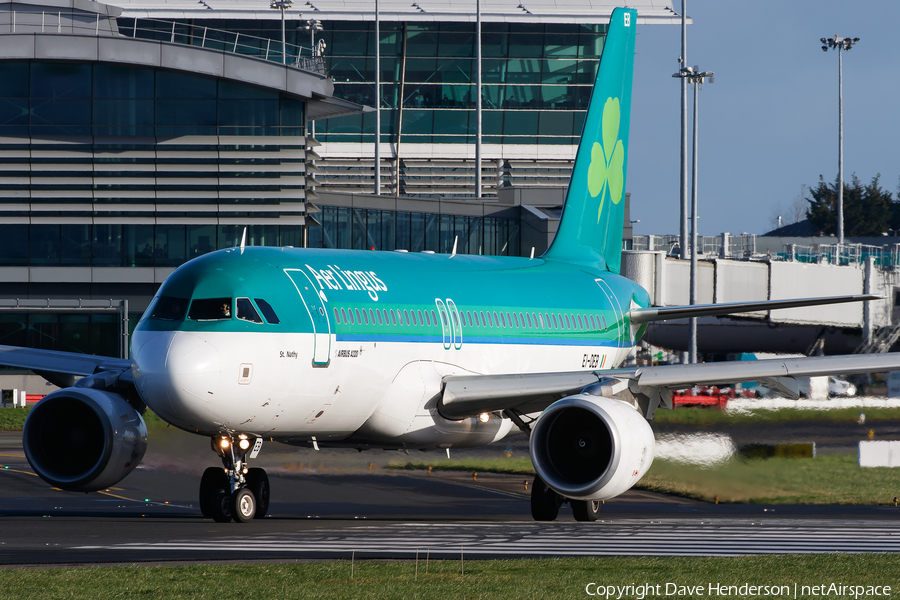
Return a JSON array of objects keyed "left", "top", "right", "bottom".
[
  {"left": 828, "top": 376, "right": 857, "bottom": 397},
  {"left": 2, "top": 8, "right": 898, "bottom": 523}
]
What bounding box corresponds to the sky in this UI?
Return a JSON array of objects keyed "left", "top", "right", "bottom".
[{"left": 627, "top": 0, "right": 900, "bottom": 237}]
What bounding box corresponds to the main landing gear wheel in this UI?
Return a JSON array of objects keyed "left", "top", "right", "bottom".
[
  {"left": 531, "top": 476, "right": 563, "bottom": 521},
  {"left": 571, "top": 500, "right": 601, "bottom": 522},
  {"left": 200, "top": 467, "right": 232, "bottom": 522},
  {"left": 232, "top": 487, "right": 257, "bottom": 523},
  {"left": 246, "top": 468, "right": 270, "bottom": 519}
]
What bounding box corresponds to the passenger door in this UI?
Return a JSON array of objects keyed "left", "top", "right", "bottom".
[
  {"left": 446, "top": 299, "right": 463, "bottom": 349},
  {"left": 595, "top": 278, "right": 625, "bottom": 344},
  {"left": 435, "top": 299, "right": 452, "bottom": 350},
  {"left": 285, "top": 269, "right": 332, "bottom": 366}
]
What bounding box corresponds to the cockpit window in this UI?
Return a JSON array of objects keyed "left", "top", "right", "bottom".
[
  {"left": 188, "top": 297, "right": 232, "bottom": 321},
  {"left": 254, "top": 298, "right": 280, "bottom": 324},
  {"left": 236, "top": 298, "right": 263, "bottom": 324},
  {"left": 150, "top": 296, "right": 189, "bottom": 321}
]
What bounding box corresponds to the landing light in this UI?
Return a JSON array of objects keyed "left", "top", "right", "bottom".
[
  {"left": 219, "top": 438, "right": 230, "bottom": 449},
  {"left": 478, "top": 413, "right": 491, "bottom": 423},
  {"left": 239, "top": 438, "right": 251, "bottom": 450}
]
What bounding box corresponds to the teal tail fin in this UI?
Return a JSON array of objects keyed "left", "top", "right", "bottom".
[{"left": 543, "top": 7, "right": 636, "bottom": 273}]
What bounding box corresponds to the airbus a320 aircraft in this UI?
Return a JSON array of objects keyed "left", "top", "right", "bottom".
[{"left": 3, "top": 7, "right": 898, "bottom": 523}]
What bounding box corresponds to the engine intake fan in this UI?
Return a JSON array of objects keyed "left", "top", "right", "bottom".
[
  {"left": 529, "top": 395, "right": 654, "bottom": 501},
  {"left": 23, "top": 388, "right": 148, "bottom": 492}
]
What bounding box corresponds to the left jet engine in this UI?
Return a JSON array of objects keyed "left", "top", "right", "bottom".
[{"left": 23, "top": 388, "right": 148, "bottom": 492}]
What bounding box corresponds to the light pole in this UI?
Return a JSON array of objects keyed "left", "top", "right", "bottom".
[
  {"left": 820, "top": 35, "right": 860, "bottom": 246},
  {"left": 304, "top": 18, "right": 322, "bottom": 54},
  {"left": 475, "top": 0, "right": 482, "bottom": 198},
  {"left": 302, "top": 18, "right": 324, "bottom": 141},
  {"left": 672, "top": 65, "right": 714, "bottom": 364},
  {"left": 374, "top": 0, "right": 380, "bottom": 195},
  {"left": 679, "top": 0, "right": 688, "bottom": 262},
  {"left": 270, "top": 0, "right": 293, "bottom": 65}
]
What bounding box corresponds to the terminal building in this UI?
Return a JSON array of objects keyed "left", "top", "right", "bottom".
[
  {"left": 0, "top": 0, "right": 680, "bottom": 374},
  {"left": 115, "top": 0, "right": 683, "bottom": 198}
]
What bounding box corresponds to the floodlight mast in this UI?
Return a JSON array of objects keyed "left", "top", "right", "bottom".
[
  {"left": 475, "top": 0, "right": 482, "bottom": 199},
  {"left": 679, "top": 1, "right": 688, "bottom": 266},
  {"left": 270, "top": 0, "right": 293, "bottom": 65},
  {"left": 820, "top": 35, "right": 860, "bottom": 246},
  {"left": 305, "top": 18, "right": 322, "bottom": 53},
  {"left": 374, "top": 0, "right": 381, "bottom": 195},
  {"left": 672, "top": 65, "right": 714, "bottom": 364}
]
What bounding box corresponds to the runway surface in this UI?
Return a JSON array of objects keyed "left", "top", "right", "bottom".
[
  {"left": 2, "top": 430, "right": 900, "bottom": 565},
  {"left": 72, "top": 520, "right": 900, "bottom": 559}
]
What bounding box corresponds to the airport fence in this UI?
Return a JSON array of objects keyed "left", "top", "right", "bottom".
[
  {"left": 632, "top": 235, "right": 900, "bottom": 271},
  {"left": 632, "top": 234, "right": 758, "bottom": 260},
  {"left": 773, "top": 243, "right": 900, "bottom": 270}
]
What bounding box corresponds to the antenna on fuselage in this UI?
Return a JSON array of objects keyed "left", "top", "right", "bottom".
[
  {"left": 240, "top": 227, "right": 247, "bottom": 254},
  {"left": 450, "top": 235, "right": 458, "bottom": 258}
]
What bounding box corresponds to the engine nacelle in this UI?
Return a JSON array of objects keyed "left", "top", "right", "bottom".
[
  {"left": 23, "top": 388, "right": 148, "bottom": 492},
  {"left": 529, "top": 395, "right": 654, "bottom": 501}
]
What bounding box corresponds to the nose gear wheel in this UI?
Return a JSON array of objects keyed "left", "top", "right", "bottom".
[
  {"left": 199, "top": 433, "right": 268, "bottom": 522},
  {"left": 232, "top": 487, "right": 256, "bottom": 522}
]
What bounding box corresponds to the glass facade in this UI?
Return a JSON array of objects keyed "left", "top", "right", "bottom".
[
  {"left": 0, "top": 312, "right": 121, "bottom": 358},
  {"left": 0, "top": 60, "right": 311, "bottom": 236},
  {"left": 320, "top": 22, "right": 604, "bottom": 145},
  {"left": 0, "top": 224, "right": 304, "bottom": 267},
  {"left": 0, "top": 61, "right": 305, "bottom": 137},
  {"left": 308, "top": 205, "right": 519, "bottom": 256},
  {"left": 128, "top": 19, "right": 605, "bottom": 146}
]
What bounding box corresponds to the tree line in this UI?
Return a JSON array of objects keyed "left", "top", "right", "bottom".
[{"left": 806, "top": 174, "right": 899, "bottom": 236}]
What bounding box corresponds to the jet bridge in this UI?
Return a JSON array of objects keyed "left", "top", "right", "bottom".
[{"left": 622, "top": 251, "right": 900, "bottom": 355}]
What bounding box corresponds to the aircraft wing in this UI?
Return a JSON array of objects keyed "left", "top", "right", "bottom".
[
  {"left": 629, "top": 294, "right": 880, "bottom": 323},
  {"left": 438, "top": 352, "right": 900, "bottom": 421},
  {"left": 0, "top": 344, "right": 131, "bottom": 388}
]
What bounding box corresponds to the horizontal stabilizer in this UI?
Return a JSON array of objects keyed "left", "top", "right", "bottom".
[{"left": 629, "top": 294, "right": 881, "bottom": 324}]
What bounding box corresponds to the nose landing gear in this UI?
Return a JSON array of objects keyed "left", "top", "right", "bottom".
[{"left": 199, "top": 433, "right": 269, "bottom": 523}]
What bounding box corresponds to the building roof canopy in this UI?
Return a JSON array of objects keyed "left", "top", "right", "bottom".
[{"left": 108, "top": 0, "right": 688, "bottom": 25}]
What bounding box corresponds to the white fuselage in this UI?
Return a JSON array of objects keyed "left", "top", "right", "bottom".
[{"left": 131, "top": 327, "right": 630, "bottom": 449}]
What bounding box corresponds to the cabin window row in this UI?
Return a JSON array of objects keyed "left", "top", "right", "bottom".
[{"left": 333, "top": 306, "right": 609, "bottom": 332}]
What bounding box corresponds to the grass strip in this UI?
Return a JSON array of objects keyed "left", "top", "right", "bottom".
[
  {"left": 390, "top": 453, "right": 900, "bottom": 505},
  {"left": 0, "top": 407, "right": 170, "bottom": 431},
  {"left": 0, "top": 555, "right": 895, "bottom": 600},
  {"left": 652, "top": 405, "right": 900, "bottom": 426},
  {"left": 0, "top": 407, "right": 30, "bottom": 430},
  {"left": 638, "top": 453, "right": 900, "bottom": 505}
]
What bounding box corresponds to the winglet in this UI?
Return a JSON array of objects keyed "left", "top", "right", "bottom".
[{"left": 240, "top": 227, "right": 247, "bottom": 254}]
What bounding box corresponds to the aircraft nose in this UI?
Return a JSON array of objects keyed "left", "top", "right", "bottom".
[
  {"left": 133, "top": 331, "right": 221, "bottom": 428},
  {"left": 166, "top": 332, "right": 221, "bottom": 402}
]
